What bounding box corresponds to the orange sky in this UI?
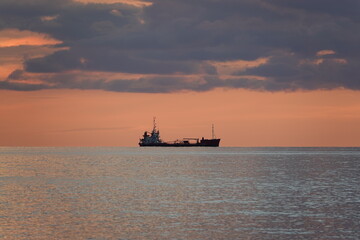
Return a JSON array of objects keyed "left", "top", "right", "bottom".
[{"left": 0, "top": 89, "right": 359, "bottom": 147}]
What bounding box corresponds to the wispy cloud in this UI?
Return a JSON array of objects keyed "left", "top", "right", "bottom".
[{"left": 57, "top": 127, "right": 129, "bottom": 132}]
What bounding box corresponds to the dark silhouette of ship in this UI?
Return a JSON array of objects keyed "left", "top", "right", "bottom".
[{"left": 139, "top": 118, "right": 220, "bottom": 147}]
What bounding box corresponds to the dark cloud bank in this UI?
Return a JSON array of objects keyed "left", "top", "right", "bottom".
[{"left": 1, "top": 0, "right": 360, "bottom": 92}]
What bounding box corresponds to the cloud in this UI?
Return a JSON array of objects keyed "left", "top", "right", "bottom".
[
  {"left": 1, "top": 0, "right": 360, "bottom": 92},
  {"left": 75, "top": 0, "right": 152, "bottom": 7},
  {"left": 316, "top": 50, "right": 336, "bottom": 57},
  {"left": 58, "top": 126, "right": 129, "bottom": 132},
  {"left": 238, "top": 52, "right": 360, "bottom": 91},
  {"left": 0, "top": 29, "right": 62, "bottom": 47}
]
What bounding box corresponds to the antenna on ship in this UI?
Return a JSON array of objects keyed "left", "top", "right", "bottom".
[
  {"left": 153, "top": 117, "right": 157, "bottom": 131},
  {"left": 212, "top": 124, "right": 216, "bottom": 139}
]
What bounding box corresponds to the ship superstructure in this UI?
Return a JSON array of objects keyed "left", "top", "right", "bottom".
[
  {"left": 139, "top": 118, "right": 163, "bottom": 145},
  {"left": 139, "top": 118, "right": 220, "bottom": 147}
]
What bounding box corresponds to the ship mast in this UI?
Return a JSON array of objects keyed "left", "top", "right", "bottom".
[
  {"left": 212, "top": 124, "right": 215, "bottom": 139},
  {"left": 153, "top": 117, "right": 156, "bottom": 131}
]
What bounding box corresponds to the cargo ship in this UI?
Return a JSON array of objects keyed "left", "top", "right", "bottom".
[{"left": 139, "top": 118, "right": 220, "bottom": 147}]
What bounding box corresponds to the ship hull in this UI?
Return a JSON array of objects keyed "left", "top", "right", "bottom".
[{"left": 139, "top": 139, "right": 220, "bottom": 147}]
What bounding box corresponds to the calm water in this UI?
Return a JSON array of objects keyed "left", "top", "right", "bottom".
[{"left": 1, "top": 147, "right": 359, "bottom": 240}]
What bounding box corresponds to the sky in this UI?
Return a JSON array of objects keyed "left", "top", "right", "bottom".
[{"left": 0, "top": 0, "right": 360, "bottom": 146}]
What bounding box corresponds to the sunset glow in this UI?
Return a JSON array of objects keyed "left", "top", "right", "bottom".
[
  {"left": 74, "top": 0, "right": 152, "bottom": 7},
  {"left": 0, "top": 89, "right": 359, "bottom": 147},
  {"left": 0, "top": 29, "right": 62, "bottom": 48}
]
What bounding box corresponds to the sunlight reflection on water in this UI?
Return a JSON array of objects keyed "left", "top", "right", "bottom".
[{"left": 1, "top": 147, "right": 359, "bottom": 239}]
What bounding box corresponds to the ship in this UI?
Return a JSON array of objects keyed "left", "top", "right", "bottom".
[{"left": 139, "top": 118, "right": 220, "bottom": 147}]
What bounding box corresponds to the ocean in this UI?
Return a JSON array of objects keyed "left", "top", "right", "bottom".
[{"left": 1, "top": 147, "right": 359, "bottom": 240}]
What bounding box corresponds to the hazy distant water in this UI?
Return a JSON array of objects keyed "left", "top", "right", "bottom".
[{"left": 1, "top": 147, "right": 359, "bottom": 240}]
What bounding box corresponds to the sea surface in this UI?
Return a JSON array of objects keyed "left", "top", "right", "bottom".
[{"left": 1, "top": 147, "right": 359, "bottom": 240}]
